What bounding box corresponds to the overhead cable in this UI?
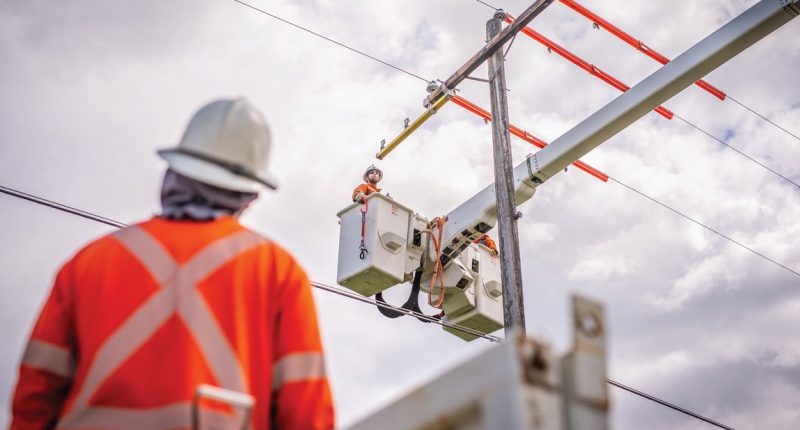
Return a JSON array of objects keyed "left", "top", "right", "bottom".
[
  {"left": 474, "top": 0, "right": 497, "bottom": 9},
  {"left": 607, "top": 380, "right": 735, "bottom": 430},
  {"left": 0, "top": 185, "right": 738, "bottom": 428},
  {"left": 311, "top": 281, "right": 502, "bottom": 342},
  {"left": 0, "top": 185, "right": 127, "bottom": 229},
  {"left": 727, "top": 95, "right": 800, "bottom": 143},
  {"left": 673, "top": 114, "right": 800, "bottom": 190},
  {"left": 608, "top": 177, "right": 800, "bottom": 278},
  {"left": 230, "top": 0, "right": 429, "bottom": 83}
]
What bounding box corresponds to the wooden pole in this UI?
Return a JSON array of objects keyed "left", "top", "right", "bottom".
[{"left": 487, "top": 11, "right": 526, "bottom": 335}]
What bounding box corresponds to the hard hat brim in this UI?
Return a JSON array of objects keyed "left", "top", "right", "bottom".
[{"left": 158, "top": 149, "right": 279, "bottom": 193}]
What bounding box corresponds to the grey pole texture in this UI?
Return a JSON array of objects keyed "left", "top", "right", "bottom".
[{"left": 487, "top": 12, "right": 527, "bottom": 336}]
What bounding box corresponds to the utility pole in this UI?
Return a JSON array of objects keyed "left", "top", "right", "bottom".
[{"left": 487, "top": 10, "right": 526, "bottom": 335}]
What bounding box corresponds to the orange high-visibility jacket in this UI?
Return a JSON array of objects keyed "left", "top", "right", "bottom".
[
  {"left": 11, "top": 216, "right": 334, "bottom": 430},
  {"left": 473, "top": 234, "right": 498, "bottom": 254},
  {"left": 351, "top": 183, "right": 381, "bottom": 203}
]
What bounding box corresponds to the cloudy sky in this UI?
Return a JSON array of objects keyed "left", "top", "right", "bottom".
[{"left": 1, "top": 0, "right": 799, "bottom": 428}]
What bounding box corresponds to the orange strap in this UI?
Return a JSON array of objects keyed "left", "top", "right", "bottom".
[{"left": 427, "top": 217, "right": 447, "bottom": 308}]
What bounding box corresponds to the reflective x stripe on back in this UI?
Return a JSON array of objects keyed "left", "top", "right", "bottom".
[{"left": 59, "top": 225, "right": 265, "bottom": 429}]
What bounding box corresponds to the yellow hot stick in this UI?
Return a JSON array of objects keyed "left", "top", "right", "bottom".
[{"left": 376, "top": 95, "right": 452, "bottom": 160}]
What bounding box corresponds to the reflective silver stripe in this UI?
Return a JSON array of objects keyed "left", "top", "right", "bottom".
[
  {"left": 179, "top": 291, "right": 247, "bottom": 391},
  {"left": 112, "top": 226, "right": 177, "bottom": 285},
  {"left": 62, "top": 225, "right": 264, "bottom": 428},
  {"left": 176, "top": 230, "right": 263, "bottom": 392},
  {"left": 22, "top": 339, "right": 74, "bottom": 378},
  {"left": 272, "top": 353, "right": 327, "bottom": 391},
  {"left": 57, "top": 403, "right": 243, "bottom": 430},
  {"left": 66, "top": 287, "right": 177, "bottom": 420}
]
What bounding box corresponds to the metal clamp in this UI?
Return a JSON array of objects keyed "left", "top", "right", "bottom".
[
  {"left": 780, "top": 0, "right": 800, "bottom": 17},
  {"left": 423, "top": 82, "right": 455, "bottom": 109},
  {"left": 525, "top": 154, "right": 544, "bottom": 184}
]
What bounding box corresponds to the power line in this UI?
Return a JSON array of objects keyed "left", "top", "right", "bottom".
[
  {"left": 607, "top": 380, "right": 735, "bottom": 430},
  {"left": 311, "top": 281, "right": 502, "bottom": 342},
  {"left": 0, "top": 185, "right": 127, "bottom": 229},
  {"left": 230, "top": 0, "right": 429, "bottom": 83},
  {"left": 674, "top": 114, "right": 800, "bottom": 190},
  {"left": 608, "top": 177, "right": 800, "bottom": 278},
  {"left": 474, "top": 0, "right": 498, "bottom": 9},
  {"left": 728, "top": 95, "right": 800, "bottom": 143},
  {"left": 0, "top": 184, "right": 735, "bottom": 428}
]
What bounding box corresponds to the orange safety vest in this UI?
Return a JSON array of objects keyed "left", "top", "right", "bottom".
[
  {"left": 473, "top": 234, "right": 498, "bottom": 254},
  {"left": 351, "top": 183, "right": 381, "bottom": 202},
  {"left": 11, "top": 216, "right": 334, "bottom": 430}
]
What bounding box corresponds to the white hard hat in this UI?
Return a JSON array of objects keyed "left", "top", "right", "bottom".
[
  {"left": 363, "top": 164, "right": 383, "bottom": 182},
  {"left": 158, "top": 97, "right": 278, "bottom": 192}
]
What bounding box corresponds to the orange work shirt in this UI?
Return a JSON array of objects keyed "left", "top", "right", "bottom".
[
  {"left": 352, "top": 183, "right": 381, "bottom": 202},
  {"left": 11, "top": 216, "right": 334, "bottom": 430},
  {"left": 474, "top": 234, "right": 498, "bottom": 254}
]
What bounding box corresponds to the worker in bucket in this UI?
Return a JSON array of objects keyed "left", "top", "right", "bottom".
[
  {"left": 352, "top": 164, "right": 383, "bottom": 203},
  {"left": 10, "top": 97, "right": 335, "bottom": 430},
  {"left": 474, "top": 234, "right": 499, "bottom": 256}
]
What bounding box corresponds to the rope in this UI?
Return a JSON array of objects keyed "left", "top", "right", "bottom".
[{"left": 426, "top": 217, "right": 447, "bottom": 308}]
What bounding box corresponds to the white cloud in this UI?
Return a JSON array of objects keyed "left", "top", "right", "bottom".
[{"left": 1, "top": 0, "right": 799, "bottom": 428}]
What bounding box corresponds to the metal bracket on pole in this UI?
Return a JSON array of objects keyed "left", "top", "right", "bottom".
[{"left": 525, "top": 154, "right": 545, "bottom": 184}]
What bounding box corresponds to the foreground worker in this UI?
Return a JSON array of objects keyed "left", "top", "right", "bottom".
[
  {"left": 352, "top": 165, "right": 383, "bottom": 203},
  {"left": 11, "top": 98, "right": 334, "bottom": 429}
]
